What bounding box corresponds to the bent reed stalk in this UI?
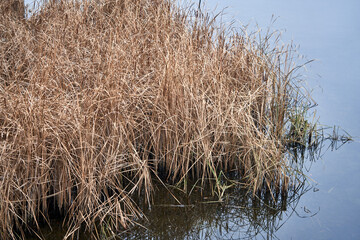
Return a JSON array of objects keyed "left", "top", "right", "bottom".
[{"left": 0, "top": 0, "right": 316, "bottom": 238}]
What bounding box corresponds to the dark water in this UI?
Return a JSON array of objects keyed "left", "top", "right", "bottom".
[{"left": 24, "top": 0, "right": 360, "bottom": 239}]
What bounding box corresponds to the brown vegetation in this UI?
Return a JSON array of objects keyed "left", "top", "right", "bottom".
[
  {"left": 0, "top": 0, "right": 25, "bottom": 20},
  {"left": 0, "top": 0, "right": 311, "bottom": 238}
]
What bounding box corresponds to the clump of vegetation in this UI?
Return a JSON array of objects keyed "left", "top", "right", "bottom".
[{"left": 0, "top": 0, "right": 320, "bottom": 238}]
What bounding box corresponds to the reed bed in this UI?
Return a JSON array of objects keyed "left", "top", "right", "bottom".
[{"left": 0, "top": 0, "right": 314, "bottom": 238}]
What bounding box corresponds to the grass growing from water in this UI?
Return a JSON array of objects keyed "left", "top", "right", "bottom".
[{"left": 0, "top": 0, "right": 329, "bottom": 238}]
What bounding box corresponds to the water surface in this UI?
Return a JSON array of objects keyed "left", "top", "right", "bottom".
[
  {"left": 23, "top": 0, "right": 360, "bottom": 239},
  {"left": 184, "top": 1, "right": 360, "bottom": 239}
]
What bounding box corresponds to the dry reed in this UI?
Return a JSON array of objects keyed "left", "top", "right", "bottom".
[{"left": 0, "top": 0, "right": 313, "bottom": 238}]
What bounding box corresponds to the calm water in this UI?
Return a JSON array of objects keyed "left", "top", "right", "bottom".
[
  {"left": 180, "top": 1, "right": 360, "bottom": 239},
  {"left": 24, "top": 0, "right": 360, "bottom": 239}
]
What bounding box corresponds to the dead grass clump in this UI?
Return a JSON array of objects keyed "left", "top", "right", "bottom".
[
  {"left": 0, "top": 0, "right": 25, "bottom": 20},
  {"left": 0, "top": 0, "right": 311, "bottom": 238}
]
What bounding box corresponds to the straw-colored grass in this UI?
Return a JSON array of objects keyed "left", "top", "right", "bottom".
[{"left": 0, "top": 0, "right": 312, "bottom": 238}]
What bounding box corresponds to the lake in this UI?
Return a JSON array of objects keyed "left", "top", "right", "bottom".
[
  {"left": 23, "top": 0, "right": 360, "bottom": 239},
  {"left": 186, "top": 1, "right": 360, "bottom": 239},
  {"left": 124, "top": 0, "right": 360, "bottom": 239}
]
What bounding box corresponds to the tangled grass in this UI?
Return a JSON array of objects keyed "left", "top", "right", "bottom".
[{"left": 0, "top": 0, "right": 316, "bottom": 238}]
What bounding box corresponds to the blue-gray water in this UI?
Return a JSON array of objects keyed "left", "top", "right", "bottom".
[
  {"left": 186, "top": 1, "right": 360, "bottom": 238},
  {"left": 23, "top": 0, "right": 360, "bottom": 239}
]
